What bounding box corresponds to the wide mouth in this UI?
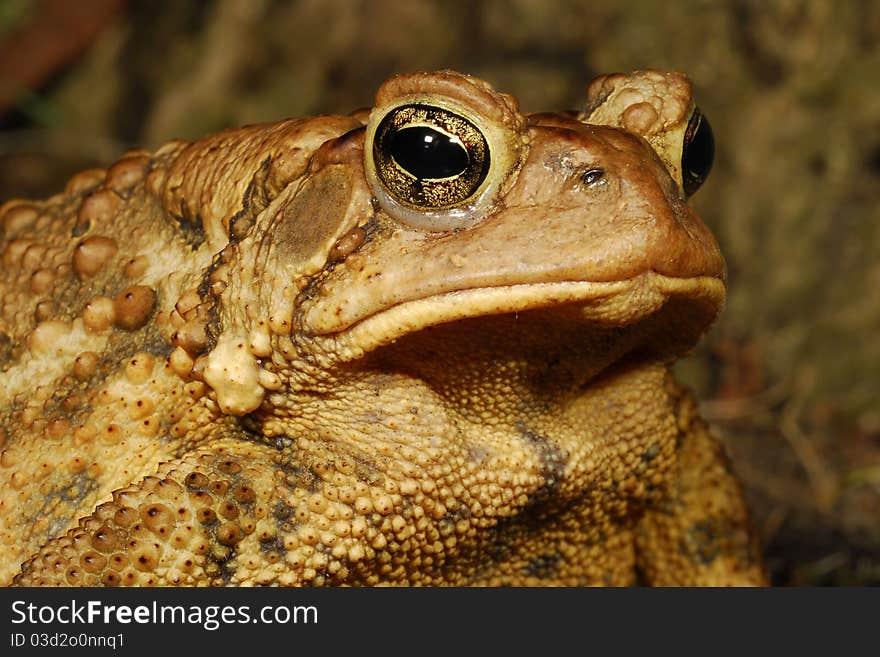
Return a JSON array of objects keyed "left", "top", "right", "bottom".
[{"left": 315, "top": 272, "right": 724, "bottom": 361}]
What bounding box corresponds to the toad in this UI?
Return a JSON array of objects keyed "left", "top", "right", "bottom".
[{"left": 0, "top": 70, "right": 766, "bottom": 585}]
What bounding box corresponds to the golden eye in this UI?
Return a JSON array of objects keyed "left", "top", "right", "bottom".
[{"left": 373, "top": 104, "right": 490, "bottom": 209}]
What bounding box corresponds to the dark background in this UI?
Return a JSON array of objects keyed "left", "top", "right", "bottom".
[{"left": 1, "top": 0, "right": 877, "bottom": 585}]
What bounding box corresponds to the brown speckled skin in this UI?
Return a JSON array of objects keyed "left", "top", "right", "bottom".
[{"left": 0, "top": 70, "right": 766, "bottom": 586}]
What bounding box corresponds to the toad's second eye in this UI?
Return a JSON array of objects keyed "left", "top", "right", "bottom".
[
  {"left": 373, "top": 104, "right": 490, "bottom": 209},
  {"left": 682, "top": 108, "right": 714, "bottom": 197}
]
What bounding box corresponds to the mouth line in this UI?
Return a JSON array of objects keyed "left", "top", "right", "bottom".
[{"left": 309, "top": 272, "right": 724, "bottom": 355}]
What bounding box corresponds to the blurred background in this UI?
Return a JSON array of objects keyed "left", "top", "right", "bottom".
[{"left": 0, "top": 0, "right": 877, "bottom": 585}]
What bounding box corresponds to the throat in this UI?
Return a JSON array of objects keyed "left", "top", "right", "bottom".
[
  {"left": 361, "top": 310, "right": 648, "bottom": 425},
  {"left": 256, "top": 351, "right": 678, "bottom": 521},
  {"left": 253, "top": 308, "right": 680, "bottom": 517}
]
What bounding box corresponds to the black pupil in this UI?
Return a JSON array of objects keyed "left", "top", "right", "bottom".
[
  {"left": 389, "top": 126, "right": 469, "bottom": 180},
  {"left": 682, "top": 112, "right": 714, "bottom": 196}
]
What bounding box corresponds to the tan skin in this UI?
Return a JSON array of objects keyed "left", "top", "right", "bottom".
[{"left": 0, "top": 70, "right": 766, "bottom": 585}]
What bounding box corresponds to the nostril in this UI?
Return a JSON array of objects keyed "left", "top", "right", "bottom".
[{"left": 580, "top": 168, "right": 605, "bottom": 186}]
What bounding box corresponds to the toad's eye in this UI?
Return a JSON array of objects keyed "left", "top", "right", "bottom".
[
  {"left": 373, "top": 104, "right": 490, "bottom": 209},
  {"left": 681, "top": 108, "right": 714, "bottom": 197}
]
